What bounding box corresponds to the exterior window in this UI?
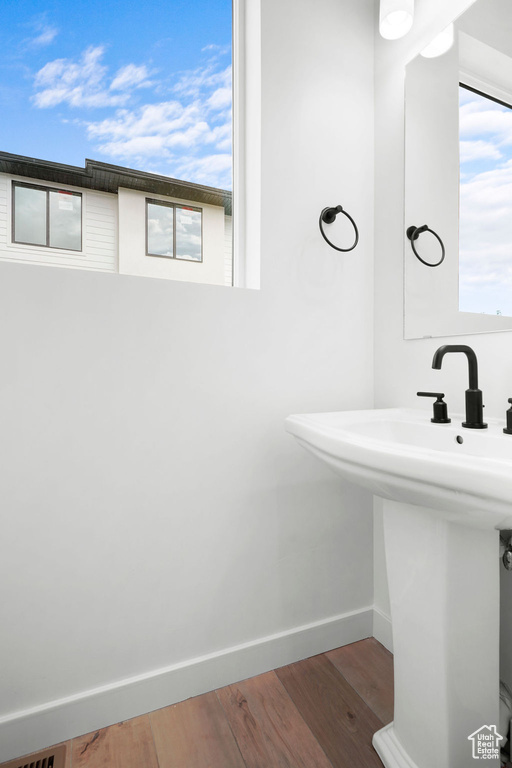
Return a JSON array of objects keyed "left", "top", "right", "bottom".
[
  {"left": 146, "top": 199, "right": 202, "bottom": 262},
  {"left": 13, "top": 182, "right": 82, "bottom": 251}
]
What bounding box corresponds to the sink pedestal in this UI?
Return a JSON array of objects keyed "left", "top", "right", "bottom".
[
  {"left": 285, "top": 408, "right": 512, "bottom": 767},
  {"left": 373, "top": 500, "right": 500, "bottom": 768}
]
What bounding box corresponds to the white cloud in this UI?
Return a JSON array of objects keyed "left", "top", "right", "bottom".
[
  {"left": 86, "top": 99, "right": 232, "bottom": 181},
  {"left": 210, "top": 123, "right": 232, "bottom": 151},
  {"left": 173, "top": 64, "right": 231, "bottom": 100},
  {"left": 459, "top": 96, "right": 512, "bottom": 152},
  {"left": 174, "top": 154, "right": 232, "bottom": 188},
  {"left": 84, "top": 57, "right": 233, "bottom": 187},
  {"left": 30, "top": 25, "right": 58, "bottom": 47},
  {"left": 95, "top": 121, "right": 212, "bottom": 159},
  {"left": 207, "top": 87, "right": 231, "bottom": 111},
  {"left": 460, "top": 140, "right": 502, "bottom": 163},
  {"left": 110, "top": 64, "right": 153, "bottom": 91},
  {"left": 460, "top": 107, "right": 512, "bottom": 138},
  {"left": 88, "top": 101, "right": 201, "bottom": 142},
  {"left": 87, "top": 98, "right": 231, "bottom": 182},
  {"left": 33, "top": 46, "right": 154, "bottom": 109},
  {"left": 97, "top": 135, "right": 171, "bottom": 158},
  {"left": 459, "top": 161, "right": 512, "bottom": 313},
  {"left": 33, "top": 46, "right": 127, "bottom": 108},
  {"left": 201, "top": 43, "right": 230, "bottom": 55}
]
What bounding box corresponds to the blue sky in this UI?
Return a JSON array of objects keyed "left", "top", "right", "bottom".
[
  {"left": 0, "top": 0, "right": 232, "bottom": 189},
  {"left": 459, "top": 86, "right": 512, "bottom": 316}
]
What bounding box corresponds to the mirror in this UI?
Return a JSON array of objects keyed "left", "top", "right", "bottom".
[{"left": 404, "top": 0, "right": 512, "bottom": 339}]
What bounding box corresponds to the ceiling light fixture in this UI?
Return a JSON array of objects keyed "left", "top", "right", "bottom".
[
  {"left": 379, "top": 0, "right": 414, "bottom": 40},
  {"left": 420, "top": 23, "right": 455, "bottom": 58}
]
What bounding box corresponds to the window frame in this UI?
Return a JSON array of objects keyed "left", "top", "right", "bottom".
[
  {"left": 145, "top": 198, "right": 203, "bottom": 263},
  {"left": 12, "top": 181, "right": 83, "bottom": 252},
  {"left": 232, "top": 0, "right": 261, "bottom": 289},
  {"left": 459, "top": 81, "right": 512, "bottom": 111}
]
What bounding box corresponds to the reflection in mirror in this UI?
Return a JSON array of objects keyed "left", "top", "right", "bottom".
[
  {"left": 459, "top": 85, "right": 512, "bottom": 316},
  {"left": 404, "top": 0, "right": 512, "bottom": 338}
]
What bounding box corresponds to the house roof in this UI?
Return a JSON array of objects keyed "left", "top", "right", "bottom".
[{"left": 0, "top": 151, "right": 232, "bottom": 215}]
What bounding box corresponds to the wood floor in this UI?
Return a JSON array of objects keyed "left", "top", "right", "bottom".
[{"left": 3, "top": 638, "right": 394, "bottom": 768}]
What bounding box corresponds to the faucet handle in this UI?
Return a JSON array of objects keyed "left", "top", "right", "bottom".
[
  {"left": 417, "top": 391, "right": 445, "bottom": 399},
  {"left": 417, "top": 392, "right": 451, "bottom": 424},
  {"left": 504, "top": 399, "right": 512, "bottom": 435}
]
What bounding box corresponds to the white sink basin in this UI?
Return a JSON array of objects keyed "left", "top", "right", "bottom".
[
  {"left": 285, "top": 407, "right": 512, "bottom": 529},
  {"left": 285, "top": 406, "right": 504, "bottom": 768}
]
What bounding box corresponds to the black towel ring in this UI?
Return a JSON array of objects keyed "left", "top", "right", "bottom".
[
  {"left": 319, "top": 205, "right": 359, "bottom": 252},
  {"left": 406, "top": 224, "right": 445, "bottom": 267}
]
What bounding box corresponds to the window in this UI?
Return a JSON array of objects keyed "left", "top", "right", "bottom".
[
  {"left": 146, "top": 199, "right": 202, "bottom": 262},
  {"left": 0, "top": 0, "right": 261, "bottom": 287},
  {"left": 12, "top": 182, "right": 82, "bottom": 252}
]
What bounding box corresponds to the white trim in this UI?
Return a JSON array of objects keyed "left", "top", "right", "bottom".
[
  {"left": 232, "top": 0, "right": 261, "bottom": 290},
  {"left": 459, "top": 71, "right": 512, "bottom": 110},
  {"left": 373, "top": 723, "right": 420, "bottom": 768},
  {"left": 373, "top": 606, "right": 393, "bottom": 653},
  {"left": 0, "top": 605, "right": 372, "bottom": 763},
  {"left": 459, "top": 31, "right": 512, "bottom": 110}
]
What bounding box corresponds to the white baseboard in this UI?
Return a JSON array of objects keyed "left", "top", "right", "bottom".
[
  {"left": 373, "top": 606, "right": 393, "bottom": 653},
  {"left": 0, "top": 606, "right": 373, "bottom": 763},
  {"left": 373, "top": 722, "right": 419, "bottom": 768}
]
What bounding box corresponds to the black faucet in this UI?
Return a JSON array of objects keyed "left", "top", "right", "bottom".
[{"left": 431, "top": 345, "right": 487, "bottom": 429}]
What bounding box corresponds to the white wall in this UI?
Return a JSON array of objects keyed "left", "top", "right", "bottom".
[
  {"left": 0, "top": 174, "right": 117, "bottom": 273},
  {"left": 0, "top": 0, "right": 375, "bottom": 759},
  {"left": 373, "top": 0, "right": 512, "bottom": 666},
  {"left": 118, "top": 187, "right": 227, "bottom": 286}
]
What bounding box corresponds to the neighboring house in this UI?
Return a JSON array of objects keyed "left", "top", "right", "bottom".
[{"left": 0, "top": 152, "right": 233, "bottom": 287}]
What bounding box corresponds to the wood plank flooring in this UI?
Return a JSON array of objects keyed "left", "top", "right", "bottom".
[
  {"left": 326, "top": 638, "right": 394, "bottom": 725},
  {"left": 275, "top": 654, "right": 384, "bottom": 768},
  {"left": 2, "top": 638, "right": 393, "bottom": 768}
]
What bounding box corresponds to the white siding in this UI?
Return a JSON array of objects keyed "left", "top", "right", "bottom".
[
  {"left": 224, "top": 214, "right": 233, "bottom": 286},
  {"left": 0, "top": 176, "right": 7, "bottom": 249},
  {"left": 84, "top": 192, "right": 117, "bottom": 272},
  {"left": 118, "top": 187, "right": 226, "bottom": 285},
  {"left": 0, "top": 174, "right": 117, "bottom": 272}
]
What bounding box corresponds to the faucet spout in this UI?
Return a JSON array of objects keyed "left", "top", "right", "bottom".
[
  {"left": 431, "top": 345, "right": 487, "bottom": 429},
  {"left": 432, "top": 345, "right": 479, "bottom": 390}
]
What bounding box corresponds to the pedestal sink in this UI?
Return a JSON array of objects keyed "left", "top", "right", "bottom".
[{"left": 285, "top": 408, "right": 509, "bottom": 768}]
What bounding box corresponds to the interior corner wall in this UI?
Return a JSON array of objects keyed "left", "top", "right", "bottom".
[
  {"left": 0, "top": 0, "right": 375, "bottom": 760},
  {"left": 373, "top": 0, "right": 512, "bottom": 664}
]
